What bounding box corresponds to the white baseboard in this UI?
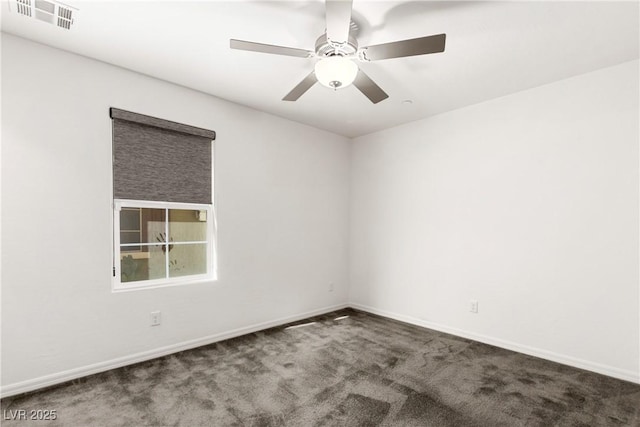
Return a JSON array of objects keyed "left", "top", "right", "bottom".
[
  {"left": 0, "top": 303, "right": 349, "bottom": 398},
  {"left": 350, "top": 302, "right": 640, "bottom": 385}
]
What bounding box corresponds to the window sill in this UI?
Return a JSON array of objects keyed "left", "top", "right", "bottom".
[{"left": 112, "top": 275, "right": 217, "bottom": 293}]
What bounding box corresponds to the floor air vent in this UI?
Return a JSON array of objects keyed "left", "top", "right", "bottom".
[{"left": 12, "top": 0, "right": 77, "bottom": 30}]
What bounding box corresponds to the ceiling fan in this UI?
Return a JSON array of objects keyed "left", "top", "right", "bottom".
[{"left": 230, "top": 0, "right": 446, "bottom": 104}]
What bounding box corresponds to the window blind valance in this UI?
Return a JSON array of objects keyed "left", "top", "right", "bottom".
[
  {"left": 110, "top": 108, "right": 216, "bottom": 140},
  {"left": 111, "top": 108, "right": 214, "bottom": 204}
]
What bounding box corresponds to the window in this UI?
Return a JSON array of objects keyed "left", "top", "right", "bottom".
[
  {"left": 111, "top": 108, "right": 216, "bottom": 291},
  {"left": 114, "top": 200, "right": 214, "bottom": 290}
]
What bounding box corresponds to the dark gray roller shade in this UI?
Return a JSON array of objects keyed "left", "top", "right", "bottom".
[
  {"left": 111, "top": 109, "right": 214, "bottom": 204},
  {"left": 110, "top": 108, "right": 216, "bottom": 140}
]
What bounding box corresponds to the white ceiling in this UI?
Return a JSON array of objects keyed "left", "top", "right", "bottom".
[{"left": 1, "top": 0, "right": 638, "bottom": 137}]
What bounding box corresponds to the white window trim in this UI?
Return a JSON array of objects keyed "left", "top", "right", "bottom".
[{"left": 113, "top": 199, "right": 217, "bottom": 292}]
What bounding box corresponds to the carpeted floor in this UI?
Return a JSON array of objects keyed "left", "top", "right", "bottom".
[{"left": 2, "top": 308, "right": 639, "bottom": 426}]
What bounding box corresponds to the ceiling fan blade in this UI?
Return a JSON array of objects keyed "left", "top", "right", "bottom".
[
  {"left": 283, "top": 71, "right": 317, "bottom": 101},
  {"left": 360, "top": 34, "right": 446, "bottom": 61},
  {"left": 230, "top": 39, "right": 313, "bottom": 58},
  {"left": 353, "top": 69, "right": 388, "bottom": 104},
  {"left": 325, "top": 0, "right": 353, "bottom": 46}
]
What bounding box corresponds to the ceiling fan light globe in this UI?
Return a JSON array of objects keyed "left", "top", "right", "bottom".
[{"left": 315, "top": 56, "right": 358, "bottom": 90}]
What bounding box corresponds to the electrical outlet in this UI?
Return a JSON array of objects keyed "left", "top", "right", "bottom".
[
  {"left": 329, "top": 282, "right": 334, "bottom": 292},
  {"left": 470, "top": 300, "right": 478, "bottom": 314},
  {"left": 150, "top": 311, "right": 161, "bottom": 326}
]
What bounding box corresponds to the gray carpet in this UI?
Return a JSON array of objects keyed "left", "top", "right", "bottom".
[{"left": 2, "top": 308, "right": 639, "bottom": 426}]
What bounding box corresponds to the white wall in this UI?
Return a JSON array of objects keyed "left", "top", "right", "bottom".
[
  {"left": 349, "top": 60, "right": 639, "bottom": 382},
  {"left": 1, "top": 34, "right": 350, "bottom": 394}
]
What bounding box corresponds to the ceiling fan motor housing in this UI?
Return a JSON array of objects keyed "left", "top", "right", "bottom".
[{"left": 315, "top": 33, "right": 358, "bottom": 57}]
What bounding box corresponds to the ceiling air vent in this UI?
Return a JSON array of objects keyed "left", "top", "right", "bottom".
[
  {"left": 57, "top": 5, "right": 72, "bottom": 29},
  {"left": 16, "top": 0, "right": 31, "bottom": 17},
  {"left": 11, "top": 0, "right": 77, "bottom": 30}
]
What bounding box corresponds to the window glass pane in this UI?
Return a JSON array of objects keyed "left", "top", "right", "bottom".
[
  {"left": 120, "top": 231, "right": 141, "bottom": 246},
  {"left": 169, "top": 209, "right": 207, "bottom": 242},
  {"left": 168, "top": 243, "right": 207, "bottom": 278},
  {"left": 120, "top": 208, "right": 140, "bottom": 231},
  {"left": 120, "top": 245, "right": 166, "bottom": 283},
  {"left": 127, "top": 208, "right": 166, "bottom": 244}
]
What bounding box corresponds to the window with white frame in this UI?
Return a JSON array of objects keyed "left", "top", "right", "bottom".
[
  {"left": 114, "top": 200, "right": 214, "bottom": 289},
  {"left": 110, "top": 108, "right": 216, "bottom": 290}
]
